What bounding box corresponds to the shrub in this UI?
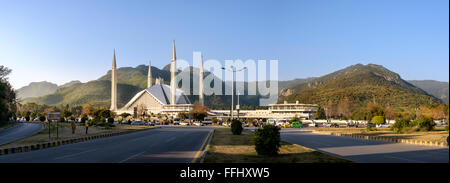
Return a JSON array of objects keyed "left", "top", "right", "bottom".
[
  {"left": 411, "top": 117, "right": 434, "bottom": 131},
  {"left": 59, "top": 117, "right": 65, "bottom": 122},
  {"left": 231, "top": 119, "right": 243, "bottom": 135},
  {"left": 391, "top": 118, "right": 410, "bottom": 133},
  {"left": 25, "top": 116, "right": 30, "bottom": 122},
  {"left": 254, "top": 125, "right": 281, "bottom": 156},
  {"left": 39, "top": 115, "right": 46, "bottom": 122},
  {"left": 371, "top": 116, "right": 385, "bottom": 125},
  {"left": 80, "top": 116, "right": 88, "bottom": 124},
  {"left": 107, "top": 117, "right": 114, "bottom": 124}
]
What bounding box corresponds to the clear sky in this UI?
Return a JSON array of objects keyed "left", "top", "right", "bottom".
[{"left": 0, "top": 0, "right": 448, "bottom": 89}]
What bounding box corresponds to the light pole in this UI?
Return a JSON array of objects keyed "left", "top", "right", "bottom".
[{"left": 222, "top": 66, "right": 246, "bottom": 121}]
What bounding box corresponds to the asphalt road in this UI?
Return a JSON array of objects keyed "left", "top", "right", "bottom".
[
  {"left": 0, "top": 123, "right": 43, "bottom": 146},
  {"left": 0, "top": 126, "right": 213, "bottom": 163},
  {"left": 281, "top": 129, "right": 449, "bottom": 163}
]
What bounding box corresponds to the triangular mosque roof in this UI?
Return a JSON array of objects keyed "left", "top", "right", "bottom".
[{"left": 122, "top": 84, "right": 191, "bottom": 109}]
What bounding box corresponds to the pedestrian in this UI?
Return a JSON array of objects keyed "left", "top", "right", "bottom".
[
  {"left": 71, "top": 121, "right": 76, "bottom": 134},
  {"left": 85, "top": 120, "right": 89, "bottom": 134}
]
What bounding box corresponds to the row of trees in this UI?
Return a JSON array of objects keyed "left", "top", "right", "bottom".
[{"left": 313, "top": 98, "right": 449, "bottom": 123}]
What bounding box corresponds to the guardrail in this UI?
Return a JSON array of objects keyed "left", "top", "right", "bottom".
[{"left": 311, "top": 131, "right": 448, "bottom": 147}]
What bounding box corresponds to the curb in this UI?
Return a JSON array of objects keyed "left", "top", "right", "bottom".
[
  {"left": 0, "top": 126, "right": 160, "bottom": 156},
  {"left": 192, "top": 129, "right": 214, "bottom": 163},
  {"left": 200, "top": 129, "right": 215, "bottom": 163},
  {"left": 311, "top": 131, "right": 448, "bottom": 147}
]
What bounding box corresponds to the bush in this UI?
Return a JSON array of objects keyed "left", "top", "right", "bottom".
[
  {"left": 411, "top": 117, "right": 434, "bottom": 131},
  {"left": 107, "top": 117, "right": 114, "bottom": 124},
  {"left": 39, "top": 115, "right": 46, "bottom": 122},
  {"left": 231, "top": 119, "right": 243, "bottom": 135},
  {"left": 254, "top": 125, "right": 281, "bottom": 156},
  {"left": 371, "top": 116, "right": 385, "bottom": 125},
  {"left": 59, "top": 117, "right": 65, "bottom": 122},
  {"left": 391, "top": 118, "right": 410, "bottom": 133},
  {"left": 80, "top": 116, "right": 88, "bottom": 124}
]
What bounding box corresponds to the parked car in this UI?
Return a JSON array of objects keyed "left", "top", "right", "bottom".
[
  {"left": 323, "top": 123, "right": 332, "bottom": 127},
  {"left": 366, "top": 123, "right": 376, "bottom": 127},
  {"left": 180, "top": 121, "right": 189, "bottom": 126},
  {"left": 146, "top": 121, "right": 155, "bottom": 126},
  {"left": 377, "top": 124, "right": 391, "bottom": 128},
  {"left": 281, "top": 122, "right": 291, "bottom": 128},
  {"left": 113, "top": 121, "right": 119, "bottom": 125},
  {"left": 173, "top": 118, "right": 181, "bottom": 125},
  {"left": 193, "top": 121, "right": 202, "bottom": 126},
  {"left": 154, "top": 120, "right": 160, "bottom": 125},
  {"left": 131, "top": 121, "right": 145, "bottom": 125},
  {"left": 308, "top": 123, "right": 317, "bottom": 127},
  {"left": 291, "top": 122, "right": 303, "bottom": 128},
  {"left": 202, "top": 120, "right": 212, "bottom": 126}
]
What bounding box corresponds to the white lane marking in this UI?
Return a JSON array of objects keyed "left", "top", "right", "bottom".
[
  {"left": 54, "top": 149, "right": 98, "bottom": 160},
  {"left": 119, "top": 151, "right": 145, "bottom": 163},
  {"left": 165, "top": 136, "right": 176, "bottom": 143}
]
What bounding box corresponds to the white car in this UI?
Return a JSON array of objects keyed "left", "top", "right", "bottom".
[
  {"left": 193, "top": 122, "right": 202, "bottom": 126},
  {"left": 323, "top": 123, "right": 332, "bottom": 127},
  {"left": 180, "top": 121, "right": 189, "bottom": 126},
  {"left": 377, "top": 124, "right": 391, "bottom": 128}
]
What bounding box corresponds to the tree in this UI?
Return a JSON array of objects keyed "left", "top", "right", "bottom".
[
  {"left": 385, "top": 104, "right": 396, "bottom": 122},
  {"left": 189, "top": 101, "right": 208, "bottom": 121},
  {"left": 178, "top": 112, "right": 189, "bottom": 120},
  {"left": 314, "top": 107, "right": 326, "bottom": 119},
  {"left": 324, "top": 100, "right": 335, "bottom": 121},
  {"left": 366, "top": 101, "right": 384, "bottom": 121},
  {"left": 81, "top": 104, "right": 93, "bottom": 117},
  {"left": 0, "top": 66, "right": 16, "bottom": 122},
  {"left": 371, "top": 116, "right": 385, "bottom": 125},
  {"left": 337, "top": 97, "right": 352, "bottom": 120}
]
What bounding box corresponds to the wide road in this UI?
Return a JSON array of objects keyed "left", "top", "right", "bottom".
[
  {"left": 281, "top": 129, "right": 449, "bottom": 163},
  {"left": 0, "top": 122, "right": 43, "bottom": 146},
  {"left": 0, "top": 126, "right": 213, "bottom": 163}
]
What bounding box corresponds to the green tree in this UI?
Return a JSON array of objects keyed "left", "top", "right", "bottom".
[
  {"left": 254, "top": 125, "right": 281, "bottom": 156},
  {"left": 231, "top": 119, "right": 243, "bottom": 135},
  {"left": 371, "top": 116, "right": 385, "bottom": 125}
]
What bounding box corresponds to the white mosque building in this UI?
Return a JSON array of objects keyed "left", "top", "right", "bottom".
[{"left": 111, "top": 41, "right": 204, "bottom": 118}]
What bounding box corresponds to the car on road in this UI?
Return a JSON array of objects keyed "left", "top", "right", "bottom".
[
  {"left": 193, "top": 121, "right": 202, "bottom": 126},
  {"left": 113, "top": 121, "right": 119, "bottom": 125},
  {"left": 366, "top": 123, "right": 376, "bottom": 127},
  {"left": 145, "top": 121, "right": 155, "bottom": 126},
  {"left": 323, "top": 123, "right": 332, "bottom": 127},
  {"left": 308, "top": 123, "right": 317, "bottom": 127},
  {"left": 180, "top": 121, "right": 189, "bottom": 126},
  {"left": 154, "top": 120, "right": 160, "bottom": 125},
  {"left": 291, "top": 122, "right": 303, "bottom": 128}
]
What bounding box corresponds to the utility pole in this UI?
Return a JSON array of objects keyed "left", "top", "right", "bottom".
[{"left": 222, "top": 66, "right": 246, "bottom": 121}]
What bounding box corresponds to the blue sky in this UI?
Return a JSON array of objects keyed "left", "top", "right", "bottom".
[{"left": 0, "top": 0, "right": 448, "bottom": 89}]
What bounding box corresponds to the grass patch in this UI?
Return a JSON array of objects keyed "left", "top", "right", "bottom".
[{"left": 204, "top": 128, "right": 350, "bottom": 163}]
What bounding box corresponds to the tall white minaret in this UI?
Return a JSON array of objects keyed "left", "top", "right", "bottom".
[
  {"left": 147, "top": 60, "right": 152, "bottom": 88},
  {"left": 199, "top": 54, "right": 204, "bottom": 106},
  {"left": 110, "top": 49, "right": 117, "bottom": 111},
  {"left": 170, "top": 40, "right": 176, "bottom": 105}
]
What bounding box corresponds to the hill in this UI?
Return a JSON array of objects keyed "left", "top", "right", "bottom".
[
  {"left": 408, "top": 80, "right": 449, "bottom": 104},
  {"left": 16, "top": 81, "right": 58, "bottom": 100},
  {"left": 23, "top": 65, "right": 264, "bottom": 108},
  {"left": 279, "top": 64, "right": 443, "bottom": 108}
]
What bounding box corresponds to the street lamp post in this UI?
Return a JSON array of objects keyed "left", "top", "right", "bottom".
[{"left": 222, "top": 66, "right": 246, "bottom": 121}]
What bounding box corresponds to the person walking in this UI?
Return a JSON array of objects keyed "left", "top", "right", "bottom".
[{"left": 85, "top": 120, "right": 89, "bottom": 134}]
